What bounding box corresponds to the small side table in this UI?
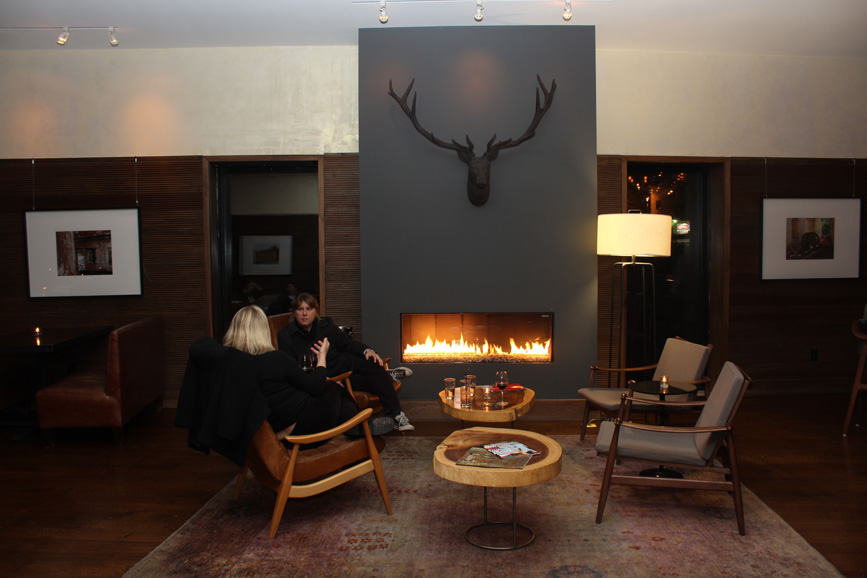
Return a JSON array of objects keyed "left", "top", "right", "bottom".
[{"left": 433, "top": 427, "right": 561, "bottom": 550}]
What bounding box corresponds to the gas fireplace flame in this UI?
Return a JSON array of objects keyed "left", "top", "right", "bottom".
[{"left": 403, "top": 334, "right": 551, "bottom": 363}]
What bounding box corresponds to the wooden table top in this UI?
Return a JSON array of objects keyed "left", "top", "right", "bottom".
[
  {"left": 433, "top": 427, "right": 562, "bottom": 488},
  {"left": 438, "top": 387, "right": 535, "bottom": 422}
]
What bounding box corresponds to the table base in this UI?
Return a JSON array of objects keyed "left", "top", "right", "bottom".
[
  {"left": 640, "top": 466, "right": 684, "bottom": 479},
  {"left": 464, "top": 487, "right": 535, "bottom": 550}
]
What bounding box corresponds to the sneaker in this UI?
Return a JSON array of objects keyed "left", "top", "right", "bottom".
[
  {"left": 387, "top": 367, "right": 413, "bottom": 381},
  {"left": 347, "top": 416, "right": 394, "bottom": 438},
  {"left": 393, "top": 411, "right": 415, "bottom": 432}
]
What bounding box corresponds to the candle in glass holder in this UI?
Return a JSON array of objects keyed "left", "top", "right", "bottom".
[{"left": 660, "top": 375, "right": 669, "bottom": 393}]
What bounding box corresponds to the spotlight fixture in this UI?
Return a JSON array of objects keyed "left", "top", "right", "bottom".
[
  {"left": 57, "top": 27, "right": 69, "bottom": 45},
  {"left": 108, "top": 26, "right": 118, "bottom": 46},
  {"left": 379, "top": 0, "right": 388, "bottom": 23},
  {"left": 563, "top": 0, "right": 573, "bottom": 21},
  {"left": 474, "top": 0, "right": 484, "bottom": 22}
]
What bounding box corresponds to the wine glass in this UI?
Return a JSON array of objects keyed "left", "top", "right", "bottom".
[
  {"left": 300, "top": 353, "right": 316, "bottom": 373},
  {"left": 494, "top": 370, "right": 509, "bottom": 408}
]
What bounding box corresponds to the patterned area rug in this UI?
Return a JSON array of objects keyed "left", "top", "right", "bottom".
[{"left": 125, "top": 436, "right": 842, "bottom": 578}]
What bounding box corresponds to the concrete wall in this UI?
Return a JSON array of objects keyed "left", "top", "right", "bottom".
[{"left": 1, "top": 43, "right": 865, "bottom": 159}]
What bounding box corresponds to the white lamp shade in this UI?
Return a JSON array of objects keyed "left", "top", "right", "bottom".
[{"left": 597, "top": 213, "right": 672, "bottom": 257}]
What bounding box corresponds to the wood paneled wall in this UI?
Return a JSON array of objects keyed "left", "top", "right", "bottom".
[
  {"left": 597, "top": 156, "right": 867, "bottom": 394},
  {"left": 321, "top": 154, "right": 363, "bottom": 341},
  {"left": 0, "top": 157, "right": 209, "bottom": 399},
  {"left": 2, "top": 155, "right": 864, "bottom": 403}
]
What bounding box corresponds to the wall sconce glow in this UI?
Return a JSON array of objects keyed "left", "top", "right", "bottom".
[
  {"left": 563, "top": 1, "right": 573, "bottom": 21},
  {"left": 108, "top": 26, "right": 118, "bottom": 46},
  {"left": 379, "top": 1, "right": 389, "bottom": 23},
  {"left": 474, "top": 0, "right": 484, "bottom": 22},
  {"left": 57, "top": 27, "right": 69, "bottom": 45}
]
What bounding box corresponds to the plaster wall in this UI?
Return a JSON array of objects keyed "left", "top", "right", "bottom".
[{"left": 0, "top": 45, "right": 865, "bottom": 159}]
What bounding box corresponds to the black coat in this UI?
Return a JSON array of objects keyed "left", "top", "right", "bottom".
[
  {"left": 277, "top": 316, "right": 370, "bottom": 377},
  {"left": 175, "top": 338, "right": 270, "bottom": 467}
]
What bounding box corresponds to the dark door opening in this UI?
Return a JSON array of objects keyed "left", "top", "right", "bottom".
[
  {"left": 212, "top": 160, "right": 320, "bottom": 338},
  {"left": 625, "top": 162, "right": 710, "bottom": 366}
]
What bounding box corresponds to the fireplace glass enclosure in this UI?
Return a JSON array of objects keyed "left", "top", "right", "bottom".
[{"left": 400, "top": 313, "right": 553, "bottom": 364}]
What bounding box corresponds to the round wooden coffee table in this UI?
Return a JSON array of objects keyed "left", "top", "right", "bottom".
[
  {"left": 433, "top": 426, "right": 562, "bottom": 550},
  {"left": 438, "top": 387, "right": 535, "bottom": 423}
]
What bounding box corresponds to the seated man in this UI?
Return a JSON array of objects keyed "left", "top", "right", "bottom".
[{"left": 277, "top": 292, "right": 415, "bottom": 432}]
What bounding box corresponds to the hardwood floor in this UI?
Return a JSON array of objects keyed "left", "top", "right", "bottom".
[{"left": 0, "top": 393, "right": 864, "bottom": 578}]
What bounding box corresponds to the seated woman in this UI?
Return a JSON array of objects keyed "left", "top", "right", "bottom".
[
  {"left": 277, "top": 293, "right": 414, "bottom": 432},
  {"left": 223, "top": 305, "right": 393, "bottom": 437}
]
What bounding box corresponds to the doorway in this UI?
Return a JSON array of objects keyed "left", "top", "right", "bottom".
[
  {"left": 210, "top": 159, "right": 321, "bottom": 338},
  {"left": 625, "top": 162, "right": 711, "bottom": 366}
]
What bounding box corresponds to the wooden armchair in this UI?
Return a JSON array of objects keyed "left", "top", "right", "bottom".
[
  {"left": 594, "top": 362, "right": 751, "bottom": 535},
  {"left": 233, "top": 372, "right": 392, "bottom": 539},
  {"left": 843, "top": 319, "right": 867, "bottom": 435},
  {"left": 578, "top": 337, "right": 712, "bottom": 440}
]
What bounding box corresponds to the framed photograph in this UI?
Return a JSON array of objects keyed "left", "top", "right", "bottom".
[
  {"left": 25, "top": 208, "right": 142, "bottom": 297},
  {"left": 239, "top": 235, "right": 292, "bottom": 276},
  {"left": 762, "top": 198, "right": 861, "bottom": 280}
]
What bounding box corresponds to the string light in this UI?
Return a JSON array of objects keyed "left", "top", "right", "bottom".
[
  {"left": 563, "top": 1, "right": 573, "bottom": 21},
  {"left": 57, "top": 27, "right": 69, "bottom": 45},
  {"left": 379, "top": 1, "right": 389, "bottom": 24}
]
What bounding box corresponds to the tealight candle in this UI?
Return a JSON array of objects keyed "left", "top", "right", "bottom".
[{"left": 34, "top": 326, "right": 41, "bottom": 336}]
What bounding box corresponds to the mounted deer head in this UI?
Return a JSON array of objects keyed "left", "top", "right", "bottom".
[{"left": 387, "top": 75, "right": 557, "bottom": 206}]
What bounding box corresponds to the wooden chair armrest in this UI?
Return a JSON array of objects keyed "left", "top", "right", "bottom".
[
  {"left": 329, "top": 371, "right": 352, "bottom": 382},
  {"left": 616, "top": 419, "right": 731, "bottom": 435},
  {"left": 592, "top": 363, "right": 659, "bottom": 374},
  {"left": 282, "top": 407, "right": 373, "bottom": 445}
]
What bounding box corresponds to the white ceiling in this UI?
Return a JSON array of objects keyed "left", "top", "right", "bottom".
[{"left": 0, "top": 0, "right": 865, "bottom": 58}]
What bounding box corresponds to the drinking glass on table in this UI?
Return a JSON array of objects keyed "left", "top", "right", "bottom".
[
  {"left": 494, "top": 370, "right": 509, "bottom": 408},
  {"left": 300, "top": 353, "right": 316, "bottom": 373}
]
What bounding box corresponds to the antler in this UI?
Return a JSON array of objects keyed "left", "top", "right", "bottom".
[
  {"left": 483, "top": 75, "right": 557, "bottom": 160},
  {"left": 387, "top": 79, "right": 476, "bottom": 161}
]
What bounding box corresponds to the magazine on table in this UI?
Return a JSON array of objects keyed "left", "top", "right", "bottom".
[
  {"left": 482, "top": 441, "right": 540, "bottom": 458},
  {"left": 455, "top": 441, "right": 540, "bottom": 469},
  {"left": 455, "top": 447, "right": 533, "bottom": 469}
]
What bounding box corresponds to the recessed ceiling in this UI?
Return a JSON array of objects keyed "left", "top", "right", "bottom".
[{"left": 0, "top": 0, "right": 865, "bottom": 58}]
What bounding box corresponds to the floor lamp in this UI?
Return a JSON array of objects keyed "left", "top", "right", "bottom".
[{"left": 597, "top": 212, "right": 672, "bottom": 386}]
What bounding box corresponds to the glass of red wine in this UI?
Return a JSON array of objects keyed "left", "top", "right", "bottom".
[
  {"left": 494, "top": 370, "right": 509, "bottom": 408},
  {"left": 300, "top": 353, "right": 316, "bottom": 373}
]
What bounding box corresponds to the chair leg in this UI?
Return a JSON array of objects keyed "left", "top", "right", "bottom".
[
  {"left": 726, "top": 434, "right": 746, "bottom": 536},
  {"left": 595, "top": 447, "right": 617, "bottom": 524},
  {"left": 842, "top": 386, "right": 865, "bottom": 436},
  {"left": 580, "top": 402, "right": 591, "bottom": 441},
  {"left": 233, "top": 465, "right": 249, "bottom": 500},
  {"left": 269, "top": 468, "right": 296, "bottom": 539}
]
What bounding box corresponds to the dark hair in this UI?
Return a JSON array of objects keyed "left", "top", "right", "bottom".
[{"left": 293, "top": 292, "right": 320, "bottom": 312}]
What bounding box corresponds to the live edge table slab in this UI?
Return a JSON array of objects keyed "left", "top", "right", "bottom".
[
  {"left": 438, "top": 387, "right": 535, "bottom": 424},
  {"left": 433, "top": 426, "right": 562, "bottom": 550}
]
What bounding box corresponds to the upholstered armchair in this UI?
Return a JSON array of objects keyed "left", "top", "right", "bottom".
[
  {"left": 35, "top": 317, "right": 166, "bottom": 444},
  {"left": 578, "top": 337, "right": 712, "bottom": 440},
  {"left": 595, "top": 361, "right": 751, "bottom": 535}
]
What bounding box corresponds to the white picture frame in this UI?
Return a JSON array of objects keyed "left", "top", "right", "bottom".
[
  {"left": 239, "top": 235, "right": 293, "bottom": 276},
  {"left": 761, "top": 197, "right": 861, "bottom": 280},
  {"left": 25, "top": 208, "right": 142, "bottom": 297}
]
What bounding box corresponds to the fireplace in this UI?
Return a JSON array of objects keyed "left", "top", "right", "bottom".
[{"left": 401, "top": 313, "right": 553, "bottom": 364}]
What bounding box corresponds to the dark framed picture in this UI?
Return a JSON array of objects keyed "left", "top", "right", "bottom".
[
  {"left": 25, "top": 208, "right": 142, "bottom": 297},
  {"left": 239, "top": 235, "right": 293, "bottom": 276},
  {"left": 761, "top": 198, "right": 861, "bottom": 280}
]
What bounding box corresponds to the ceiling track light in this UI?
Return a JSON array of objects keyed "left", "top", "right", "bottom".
[
  {"left": 563, "top": 0, "right": 573, "bottom": 21},
  {"left": 108, "top": 26, "right": 118, "bottom": 46},
  {"left": 474, "top": 0, "right": 484, "bottom": 22},
  {"left": 57, "top": 27, "right": 69, "bottom": 45},
  {"left": 379, "top": 1, "right": 389, "bottom": 23}
]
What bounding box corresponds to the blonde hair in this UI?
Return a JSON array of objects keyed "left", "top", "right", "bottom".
[{"left": 223, "top": 305, "right": 275, "bottom": 355}]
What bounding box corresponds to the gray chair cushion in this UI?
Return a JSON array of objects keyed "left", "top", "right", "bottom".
[{"left": 596, "top": 420, "right": 706, "bottom": 466}]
